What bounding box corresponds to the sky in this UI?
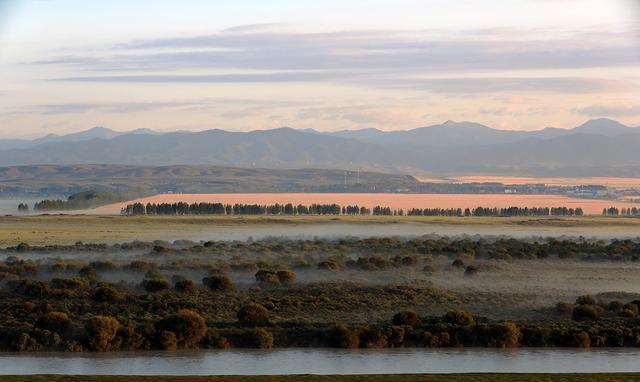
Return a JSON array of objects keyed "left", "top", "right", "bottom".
[{"left": 0, "top": 0, "right": 639, "bottom": 138}]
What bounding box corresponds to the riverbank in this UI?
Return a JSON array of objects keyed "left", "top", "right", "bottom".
[{"left": 2, "top": 374, "right": 640, "bottom": 382}]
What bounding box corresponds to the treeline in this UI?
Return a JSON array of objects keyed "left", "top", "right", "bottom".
[
  {"left": 122, "top": 202, "right": 584, "bottom": 217},
  {"left": 33, "top": 190, "right": 150, "bottom": 211},
  {"left": 407, "top": 206, "right": 583, "bottom": 217},
  {"left": 122, "top": 202, "right": 374, "bottom": 216},
  {"left": 603, "top": 207, "right": 640, "bottom": 216}
]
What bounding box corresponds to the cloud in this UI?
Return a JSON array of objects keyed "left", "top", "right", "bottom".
[
  {"left": 385, "top": 77, "right": 633, "bottom": 94},
  {"left": 574, "top": 104, "right": 640, "bottom": 117},
  {"left": 55, "top": 71, "right": 348, "bottom": 83},
  {"left": 52, "top": 72, "right": 632, "bottom": 95},
  {"left": 35, "top": 26, "right": 640, "bottom": 74}
]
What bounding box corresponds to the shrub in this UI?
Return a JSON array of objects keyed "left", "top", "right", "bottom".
[
  {"left": 451, "top": 259, "right": 464, "bottom": 268},
  {"left": 392, "top": 310, "right": 421, "bottom": 327},
  {"left": 85, "top": 316, "right": 119, "bottom": 351},
  {"left": 156, "top": 309, "right": 207, "bottom": 348},
  {"left": 202, "top": 329, "right": 230, "bottom": 349},
  {"left": 128, "top": 260, "right": 154, "bottom": 272},
  {"left": 174, "top": 279, "right": 197, "bottom": 293},
  {"left": 573, "top": 330, "right": 591, "bottom": 348},
  {"left": 36, "top": 311, "right": 71, "bottom": 335},
  {"left": 237, "top": 303, "right": 269, "bottom": 326},
  {"left": 491, "top": 322, "right": 521, "bottom": 348},
  {"left": 464, "top": 265, "right": 478, "bottom": 276},
  {"left": 318, "top": 260, "right": 341, "bottom": 271},
  {"left": 7, "top": 279, "right": 49, "bottom": 297},
  {"left": 241, "top": 328, "right": 274, "bottom": 349},
  {"left": 331, "top": 324, "right": 360, "bottom": 348},
  {"left": 159, "top": 330, "right": 177, "bottom": 350},
  {"left": 141, "top": 278, "right": 171, "bottom": 293},
  {"left": 443, "top": 310, "right": 475, "bottom": 327},
  {"left": 555, "top": 302, "right": 574, "bottom": 316},
  {"left": 92, "top": 286, "right": 124, "bottom": 303},
  {"left": 623, "top": 303, "right": 639, "bottom": 316},
  {"left": 276, "top": 270, "right": 296, "bottom": 286},
  {"left": 254, "top": 269, "right": 280, "bottom": 286},
  {"left": 607, "top": 300, "right": 625, "bottom": 311},
  {"left": 78, "top": 266, "right": 98, "bottom": 279},
  {"left": 202, "top": 274, "right": 234, "bottom": 291},
  {"left": 49, "top": 277, "right": 88, "bottom": 290},
  {"left": 575, "top": 295, "right": 596, "bottom": 305},
  {"left": 572, "top": 305, "right": 603, "bottom": 321},
  {"left": 618, "top": 309, "right": 637, "bottom": 318}
]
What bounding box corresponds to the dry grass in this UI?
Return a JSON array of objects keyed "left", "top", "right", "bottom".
[{"left": 1, "top": 215, "right": 640, "bottom": 246}]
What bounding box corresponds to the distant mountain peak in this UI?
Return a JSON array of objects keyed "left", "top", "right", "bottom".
[{"left": 573, "top": 118, "right": 633, "bottom": 136}]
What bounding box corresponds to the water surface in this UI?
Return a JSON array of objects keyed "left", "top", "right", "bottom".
[{"left": 0, "top": 348, "right": 638, "bottom": 375}]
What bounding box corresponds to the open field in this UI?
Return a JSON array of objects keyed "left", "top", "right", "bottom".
[
  {"left": 446, "top": 176, "right": 640, "bottom": 188},
  {"left": 1, "top": 374, "right": 639, "bottom": 382},
  {"left": 94, "top": 193, "right": 640, "bottom": 215},
  {"left": 2, "top": 215, "right": 640, "bottom": 246}
]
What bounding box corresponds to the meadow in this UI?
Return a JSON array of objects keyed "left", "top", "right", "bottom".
[{"left": 3, "top": 215, "right": 640, "bottom": 246}]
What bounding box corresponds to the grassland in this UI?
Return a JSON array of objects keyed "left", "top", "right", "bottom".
[
  {"left": 1, "top": 214, "right": 640, "bottom": 246},
  {"left": 1, "top": 374, "right": 639, "bottom": 382}
]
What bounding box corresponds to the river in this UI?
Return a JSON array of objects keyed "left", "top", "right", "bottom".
[{"left": 0, "top": 348, "right": 638, "bottom": 375}]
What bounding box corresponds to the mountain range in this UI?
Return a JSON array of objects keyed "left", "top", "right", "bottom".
[{"left": 0, "top": 118, "right": 638, "bottom": 176}]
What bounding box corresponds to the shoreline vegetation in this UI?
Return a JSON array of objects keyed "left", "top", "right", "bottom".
[
  {"left": 1, "top": 236, "right": 639, "bottom": 352},
  {"left": 2, "top": 375, "right": 640, "bottom": 382}
]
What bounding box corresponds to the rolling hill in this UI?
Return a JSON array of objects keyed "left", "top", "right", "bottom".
[{"left": 0, "top": 118, "right": 638, "bottom": 176}]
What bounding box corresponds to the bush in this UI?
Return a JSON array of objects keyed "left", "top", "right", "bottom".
[
  {"left": 575, "top": 295, "right": 596, "bottom": 305},
  {"left": 36, "top": 312, "right": 71, "bottom": 335},
  {"left": 276, "top": 270, "right": 296, "bottom": 286},
  {"left": 7, "top": 279, "right": 49, "bottom": 297},
  {"left": 607, "top": 300, "right": 625, "bottom": 311},
  {"left": 623, "top": 303, "right": 639, "bottom": 316},
  {"left": 491, "top": 322, "right": 521, "bottom": 348},
  {"left": 331, "top": 324, "right": 360, "bottom": 348},
  {"left": 49, "top": 277, "right": 88, "bottom": 290},
  {"left": 85, "top": 316, "right": 119, "bottom": 351},
  {"left": 555, "top": 302, "right": 574, "bottom": 316},
  {"left": 443, "top": 310, "right": 475, "bottom": 327},
  {"left": 202, "top": 274, "right": 234, "bottom": 291},
  {"left": 78, "top": 266, "right": 98, "bottom": 279},
  {"left": 159, "top": 330, "right": 177, "bottom": 350},
  {"left": 241, "top": 328, "right": 274, "bottom": 349},
  {"left": 572, "top": 305, "right": 603, "bottom": 321},
  {"left": 237, "top": 303, "right": 269, "bottom": 326},
  {"left": 92, "top": 286, "right": 124, "bottom": 303},
  {"left": 464, "top": 265, "right": 478, "bottom": 276},
  {"left": 174, "top": 279, "right": 197, "bottom": 293},
  {"left": 156, "top": 309, "right": 207, "bottom": 348},
  {"left": 254, "top": 269, "right": 280, "bottom": 286},
  {"left": 451, "top": 259, "right": 464, "bottom": 268},
  {"left": 317, "top": 260, "right": 341, "bottom": 271},
  {"left": 392, "top": 310, "right": 421, "bottom": 327},
  {"left": 141, "top": 278, "right": 171, "bottom": 293}
]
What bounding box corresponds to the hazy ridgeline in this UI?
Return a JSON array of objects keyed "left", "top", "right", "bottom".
[
  {"left": 0, "top": 235, "right": 639, "bottom": 351},
  {"left": 119, "top": 202, "right": 585, "bottom": 217}
]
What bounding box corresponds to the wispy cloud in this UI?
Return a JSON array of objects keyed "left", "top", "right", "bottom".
[
  {"left": 35, "top": 26, "right": 640, "bottom": 75},
  {"left": 574, "top": 104, "right": 640, "bottom": 117}
]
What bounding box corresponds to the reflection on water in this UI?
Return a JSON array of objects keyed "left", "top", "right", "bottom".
[{"left": 0, "top": 348, "right": 639, "bottom": 375}]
